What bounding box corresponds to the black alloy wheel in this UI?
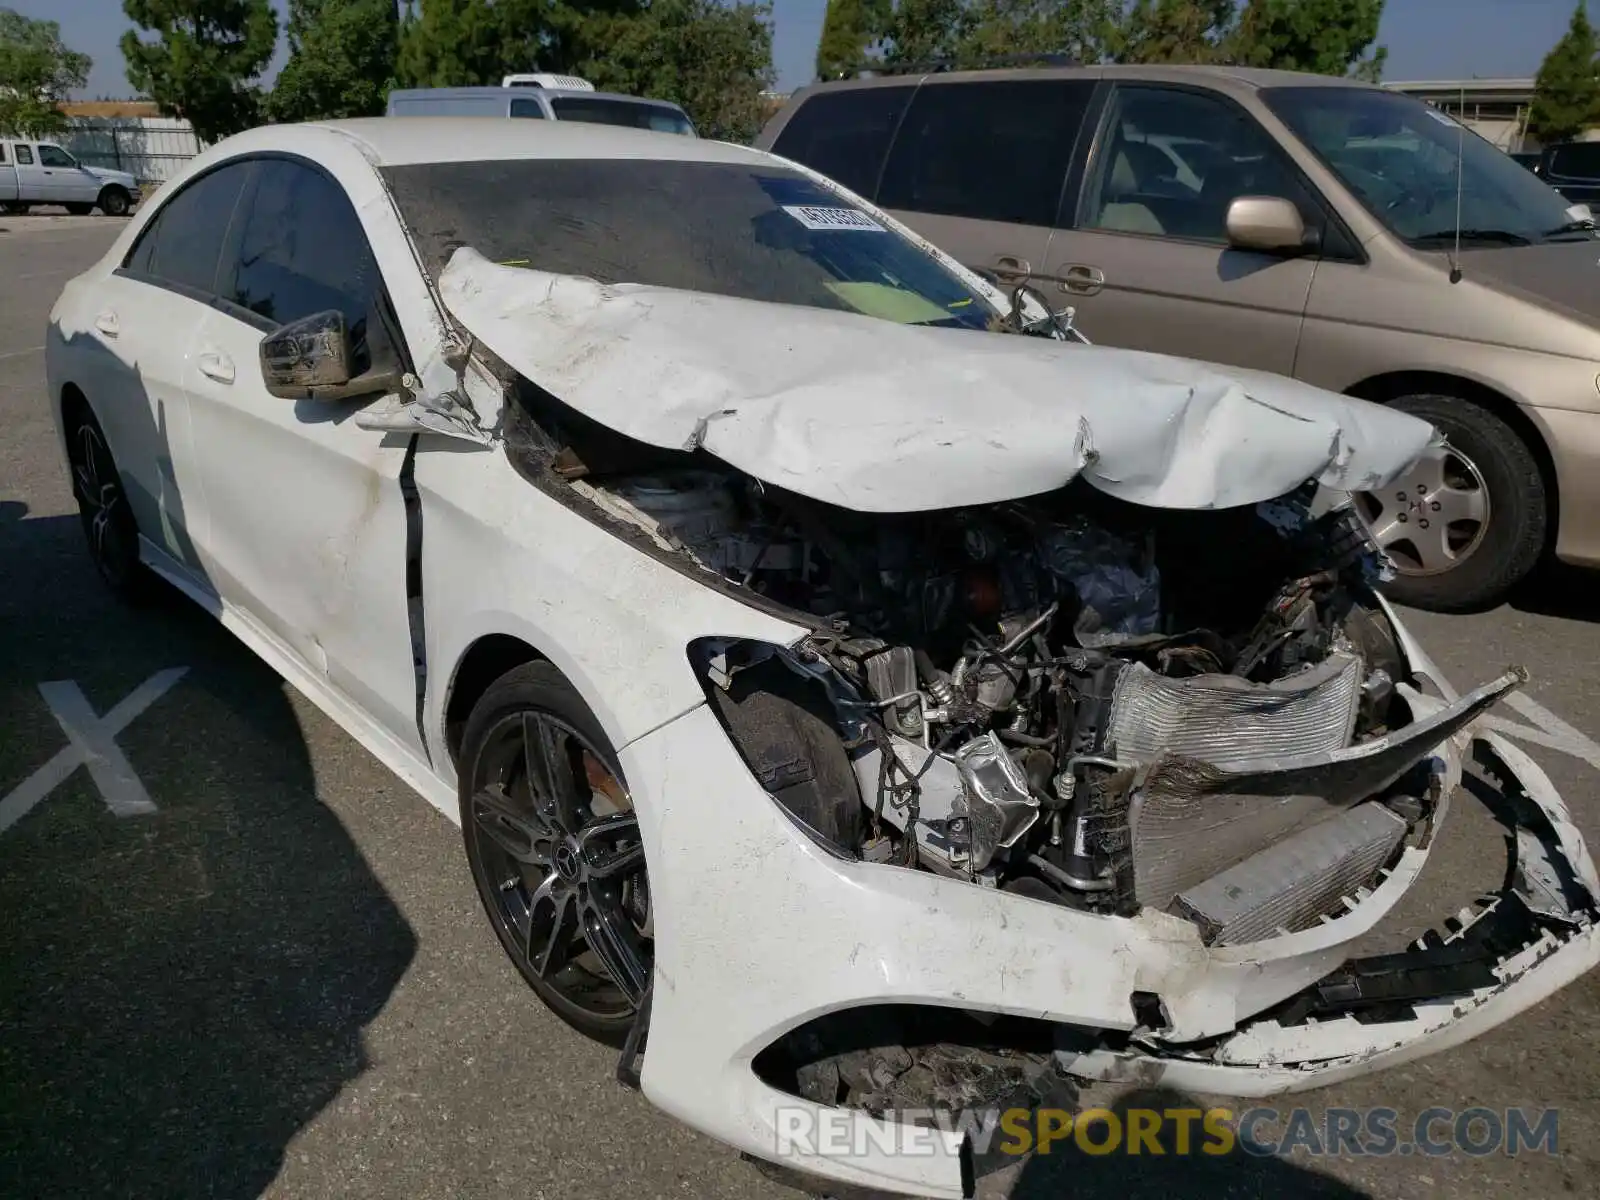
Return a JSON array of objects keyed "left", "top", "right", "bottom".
[{"left": 459, "top": 662, "right": 652, "bottom": 1043}]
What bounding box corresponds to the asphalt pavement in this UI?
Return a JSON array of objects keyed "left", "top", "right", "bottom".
[{"left": 2, "top": 217, "right": 1597, "bottom": 1200}]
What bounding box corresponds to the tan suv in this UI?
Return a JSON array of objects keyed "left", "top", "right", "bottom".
[{"left": 757, "top": 65, "right": 1600, "bottom": 611}]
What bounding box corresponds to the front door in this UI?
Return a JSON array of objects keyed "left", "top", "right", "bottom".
[
  {"left": 36, "top": 144, "right": 99, "bottom": 203},
  {"left": 1044, "top": 84, "right": 1322, "bottom": 375},
  {"left": 874, "top": 76, "right": 1097, "bottom": 295},
  {"left": 183, "top": 155, "right": 423, "bottom": 754}
]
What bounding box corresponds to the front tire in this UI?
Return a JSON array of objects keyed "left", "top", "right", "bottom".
[
  {"left": 65, "top": 403, "right": 150, "bottom": 605},
  {"left": 458, "top": 662, "right": 652, "bottom": 1044},
  {"left": 97, "top": 186, "right": 131, "bottom": 217},
  {"left": 1358, "top": 393, "right": 1546, "bottom": 612}
]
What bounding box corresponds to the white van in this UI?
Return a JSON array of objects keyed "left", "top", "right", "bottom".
[
  {"left": 0, "top": 137, "right": 141, "bottom": 215},
  {"left": 385, "top": 76, "right": 697, "bottom": 136}
]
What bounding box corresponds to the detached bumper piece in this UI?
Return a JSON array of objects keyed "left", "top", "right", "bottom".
[{"left": 1061, "top": 729, "right": 1600, "bottom": 1095}]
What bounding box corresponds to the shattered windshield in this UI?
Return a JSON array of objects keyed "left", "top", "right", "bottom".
[
  {"left": 382, "top": 158, "right": 996, "bottom": 330},
  {"left": 1264, "top": 86, "right": 1587, "bottom": 246}
]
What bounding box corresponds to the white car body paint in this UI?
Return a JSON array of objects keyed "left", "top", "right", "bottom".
[
  {"left": 438, "top": 247, "right": 1438, "bottom": 512},
  {"left": 43, "top": 118, "right": 1600, "bottom": 1200}
]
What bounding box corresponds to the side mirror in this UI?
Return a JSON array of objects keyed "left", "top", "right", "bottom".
[
  {"left": 259, "top": 309, "right": 398, "bottom": 402},
  {"left": 1225, "top": 195, "right": 1309, "bottom": 255}
]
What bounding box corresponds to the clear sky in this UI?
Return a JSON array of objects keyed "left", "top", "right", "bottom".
[{"left": 14, "top": 0, "right": 1596, "bottom": 99}]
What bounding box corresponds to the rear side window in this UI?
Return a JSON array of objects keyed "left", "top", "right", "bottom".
[
  {"left": 878, "top": 80, "right": 1093, "bottom": 227},
  {"left": 1549, "top": 143, "right": 1600, "bottom": 180},
  {"left": 223, "top": 159, "right": 381, "bottom": 353},
  {"left": 509, "top": 98, "right": 546, "bottom": 119},
  {"left": 15, "top": 144, "right": 33, "bottom": 165},
  {"left": 769, "top": 86, "right": 915, "bottom": 199},
  {"left": 0, "top": 144, "right": 7, "bottom": 164},
  {"left": 122, "top": 163, "right": 249, "bottom": 296}
]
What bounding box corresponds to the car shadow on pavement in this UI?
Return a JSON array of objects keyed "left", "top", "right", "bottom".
[
  {"left": 1508, "top": 559, "right": 1600, "bottom": 624},
  {"left": 1004, "top": 1086, "right": 1372, "bottom": 1199},
  {"left": 0, "top": 500, "right": 417, "bottom": 1199}
]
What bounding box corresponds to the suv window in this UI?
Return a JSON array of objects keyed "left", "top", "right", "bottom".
[
  {"left": 1084, "top": 85, "right": 1314, "bottom": 243},
  {"left": 38, "top": 145, "right": 75, "bottom": 168},
  {"left": 769, "top": 86, "right": 915, "bottom": 199},
  {"left": 122, "top": 163, "right": 250, "bottom": 295},
  {"left": 508, "top": 98, "right": 546, "bottom": 119},
  {"left": 224, "top": 159, "right": 382, "bottom": 342},
  {"left": 877, "top": 80, "right": 1092, "bottom": 227},
  {"left": 1548, "top": 143, "right": 1600, "bottom": 180},
  {"left": 0, "top": 144, "right": 6, "bottom": 164},
  {"left": 547, "top": 95, "right": 695, "bottom": 136},
  {"left": 15, "top": 144, "right": 33, "bottom": 165}
]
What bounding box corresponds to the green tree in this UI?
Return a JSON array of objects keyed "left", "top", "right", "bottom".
[
  {"left": 122, "top": 0, "right": 278, "bottom": 143},
  {"left": 578, "top": 0, "right": 774, "bottom": 142},
  {"left": 0, "top": 8, "right": 92, "bottom": 136},
  {"left": 1110, "top": 0, "right": 1234, "bottom": 64},
  {"left": 398, "top": 0, "right": 591, "bottom": 88},
  {"left": 816, "top": 0, "right": 888, "bottom": 79},
  {"left": 1227, "top": 0, "right": 1386, "bottom": 80},
  {"left": 957, "top": 0, "right": 1118, "bottom": 66},
  {"left": 1529, "top": 1, "right": 1600, "bottom": 145},
  {"left": 269, "top": 0, "right": 400, "bottom": 121}
]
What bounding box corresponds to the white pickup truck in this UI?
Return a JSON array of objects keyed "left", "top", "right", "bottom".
[{"left": 0, "top": 137, "right": 141, "bottom": 216}]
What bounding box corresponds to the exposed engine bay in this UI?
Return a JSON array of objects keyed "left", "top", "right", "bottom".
[{"left": 510, "top": 390, "right": 1521, "bottom": 948}]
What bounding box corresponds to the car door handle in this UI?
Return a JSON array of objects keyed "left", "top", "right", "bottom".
[
  {"left": 1058, "top": 264, "right": 1106, "bottom": 296},
  {"left": 197, "top": 347, "right": 235, "bottom": 384},
  {"left": 94, "top": 310, "right": 119, "bottom": 338},
  {"left": 990, "top": 255, "right": 1033, "bottom": 282}
]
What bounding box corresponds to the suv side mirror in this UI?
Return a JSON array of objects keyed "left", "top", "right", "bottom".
[
  {"left": 259, "top": 309, "right": 398, "bottom": 402},
  {"left": 1225, "top": 195, "right": 1309, "bottom": 254}
]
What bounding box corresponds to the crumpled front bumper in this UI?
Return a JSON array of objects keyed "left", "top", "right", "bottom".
[{"left": 619, "top": 632, "right": 1599, "bottom": 1199}]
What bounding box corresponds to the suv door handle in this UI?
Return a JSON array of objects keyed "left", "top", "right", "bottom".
[
  {"left": 197, "top": 347, "right": 235, "bottom": 384},
  {"left": 990, "top": 255, "right": 1032, "bottom": 282},
  {"left": 1058, "top": 264, "right": 1106, "bottom": 296},
  {"left": 94, "top": 310, "right": 119, "bottom": 337}
]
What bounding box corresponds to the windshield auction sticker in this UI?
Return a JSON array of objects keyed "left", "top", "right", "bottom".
[{"left": 782, "top": 205, "right": 886, "bottom": 232}]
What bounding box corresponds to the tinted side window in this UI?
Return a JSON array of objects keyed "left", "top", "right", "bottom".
[
  {"left": 38, "top": 145, "right": 74, "bottom": 167},
  {"left": 878, "top": 80, "right": 1092, "bottom": 226},
  {"left": 0, "top": 144, "right": 7, "bottom": 164},
  {"left": 123, "top": 164, "right": 249, "bottom": 296},
  {"left": 1549, "top": 143, "right": 1600, "bottom": 179},
  {"left": 1085, "top": 85, "right": 1316, "bottom": 244},
  {"left": 15, "top": 144, "right": 33, "bottom": 165},
  {"left": 769, "top": 86, "right": 915, "bottom": 199},
  {"left": 225, "top": 160, "right": 380, "bottom": 338},
  {"left": 508, "top": 98, "right": 546, "bottom": 118}
]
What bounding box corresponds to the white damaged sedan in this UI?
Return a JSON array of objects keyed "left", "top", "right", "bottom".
[{"left": 45, "top": 119, "right": 1600, "bottom": 1197}]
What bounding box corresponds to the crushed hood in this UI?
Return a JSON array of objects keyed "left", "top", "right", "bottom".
[{"left": 439, "top": 247, "right": 1436, "bottom": 513}]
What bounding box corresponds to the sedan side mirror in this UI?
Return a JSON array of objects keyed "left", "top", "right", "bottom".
[
  {"left": 1225, "top": 195, "right": 1310, "bottom": 255},
  {"left": 259, "top": 309, "right": 398, "bottom": 402}
]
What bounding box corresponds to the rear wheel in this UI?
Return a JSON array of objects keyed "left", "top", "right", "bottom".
[
  {"left": 1358, "top": 393, "right": 1546, "bottom": 612},
  {"left": 458, "top": 662, "right": 651, "bottom": 1044},
  {"left": 1, "top": 202, "right": 31, "bottom": 215},
  {"left": 65, "top": 403, "right": 150, "bottom": 604},
  {"left": 97, "top": 186, "right": 131, "bottom": 217}
]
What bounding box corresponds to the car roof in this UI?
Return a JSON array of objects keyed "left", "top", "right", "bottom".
[
  {"left": 386, "top": 86, "right": 684, "bottom": 107},
  {"left": 297, "top": 117, "right": 761, "bottom": 167},
  {"left": 792, "top": 62, "right": 1381, "bottom": 94}
]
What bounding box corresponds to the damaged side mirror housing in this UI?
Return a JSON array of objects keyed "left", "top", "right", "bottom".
[
  {"left": 259, "top": 309, "right": 399, "bottom": 402},
  {"left": 1225, "top": 195, "right": 1311, "bottom": 255}
]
